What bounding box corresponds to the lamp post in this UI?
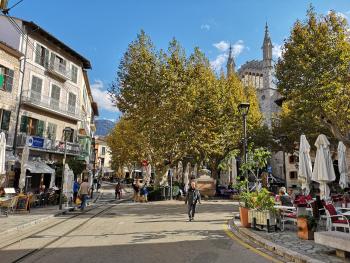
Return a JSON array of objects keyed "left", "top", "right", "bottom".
[
  {"left": 59, "top": 127, "right": 73, "bottom": 210},
  {"left": 91, "top": 137, "right": 97, "bottom": 199},
  {"left": 238, "top": 103, "right": 250, "bottom": 164}
]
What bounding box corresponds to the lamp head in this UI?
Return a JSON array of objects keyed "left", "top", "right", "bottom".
[{"left": 238, "top": 102, "right": 250, "bottom": 116}]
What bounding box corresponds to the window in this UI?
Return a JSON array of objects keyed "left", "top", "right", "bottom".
[
  {"left": 20, "top": 116, "right": 45, "bottom": 137},
  {"left": 47, "top": 123, "right": 57, "bottom": 141},
  {"left": 289, "top": 155, "right": 298, "bottom": 164},
  {"left": 289, "top": 171, "right": 297, "bottom": 180},
  {"left": 101, "top": 146, "right": 106, "bottom": 155},
  {"left": 0, "top": 109, "right": 11, "bottom": 131},
  {"left": 50, "top": 84, "right": 60, "bottom": 110},
  {"left": 35, "top": 44, "right": 49, "bottom": 67},
  {"left": 30, "top": 76, "right": 43, "bottom": 102},
  {"left": 50, "top": 53, "right": 66, "bottom": 74},
  {"left": 68, "top": 92, "right": 76, "bottom": 114},
  {"left": 0, "top": 65, "right": 14, "bottom": 92},
  {"left": 71, "top": 65, "right": 78, "bottom": 83}
]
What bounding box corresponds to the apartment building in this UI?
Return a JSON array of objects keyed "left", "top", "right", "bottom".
[
  {"left": 94, "top": 136, "right": 113, "bottom": 177},
  {"left": 0, "top": 41, "right": 22, "bottom": 149},
  {"left": 0, "top": 16, "right": 98, "bottom": 189}
]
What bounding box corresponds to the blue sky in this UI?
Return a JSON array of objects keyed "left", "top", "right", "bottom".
[{"left": 8, "top": 0, "right": 350, "bottom": 121}]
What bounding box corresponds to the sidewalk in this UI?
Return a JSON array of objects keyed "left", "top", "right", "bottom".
[
  {"left": 230, "top": 212, "right": 345, "bottom": 263},
  {"left": 0, "top": 191, "right": 102, "bottom": 236}
]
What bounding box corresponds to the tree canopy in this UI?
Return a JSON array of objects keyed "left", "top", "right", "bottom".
[
  {"left": 275, "top": 7, "right": 350, "bottom": 150},
  {"left": 108, "top": 31, "right": 264, "bottom": 177}
]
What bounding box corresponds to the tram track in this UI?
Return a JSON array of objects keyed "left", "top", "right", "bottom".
[{"left": 1, "top": 194, "right": 130, "bottom": 263}]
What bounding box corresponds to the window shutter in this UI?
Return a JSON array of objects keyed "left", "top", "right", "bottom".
[
  {"left": 5, "top": 69, "right": 14, "bottom": 92},
  {"left": 0, "top": 110, "right": 10, "bottom": 131},
  {"left": 36, "top": 120, "right": 45, "bottom": 137},
  {"left": 35, "top": 44, "right": 41, "bottom": 64},
  {"left": 20, "top": 116, "right": 28, "bottom": 133},
  {"left": 44, "top": 49, "right": 49, "bottom": 67}
]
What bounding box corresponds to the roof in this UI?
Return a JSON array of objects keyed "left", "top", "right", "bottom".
[
  {"left": 0, "top": 40, "right": 23, "bottom": 58},
  {"left": 238, "top": 60, "right": 264, "bottom": 73},
  {"left": 3, "top": 15, "right": 92, "bottom": 69},
  {"left": 23, "top": 20, "right": 91, "bottom": 69}
]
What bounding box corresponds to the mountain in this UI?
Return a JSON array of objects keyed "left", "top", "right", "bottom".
[{"left": 95, "top": 119, "right": 115, "bottom": 136}]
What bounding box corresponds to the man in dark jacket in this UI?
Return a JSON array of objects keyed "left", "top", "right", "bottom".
[{"left": 185, "top": 181, "right": 201, "bottom": 221}]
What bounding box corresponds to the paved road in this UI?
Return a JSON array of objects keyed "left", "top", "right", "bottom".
[{"left": 0, "top": 185, "right": 275, "bottom": 263}]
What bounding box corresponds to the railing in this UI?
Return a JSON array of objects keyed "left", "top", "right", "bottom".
[
  {"left": 22, "top": 90, "right": 80, "bottom": 120},
  {"left": 16, "top": 133, "right": 81, "bottom": 155},
  {"left": 46, "top": 61, "right": 71, "bottom": 80}
]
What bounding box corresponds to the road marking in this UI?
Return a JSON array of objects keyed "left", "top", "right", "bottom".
[{"left": 223, "top": 223, "right": 283, "bottom": 263}]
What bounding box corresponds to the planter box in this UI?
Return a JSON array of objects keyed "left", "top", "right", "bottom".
[
  {"left": 297, "top": 217, "right": 314, "bottom": 240},
  {"left": 248, "top": 209, "right": 278, "bottom": 232}
]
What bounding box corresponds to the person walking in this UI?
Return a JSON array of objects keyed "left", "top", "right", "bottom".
[
  {"left": 79, "top": 178, "right": 90, "bottom": 211},
  {"left": 115, "top": 182, "right": 122, "bottom": 200},
  {"left": 73, "top": 178, "right": 81, "bottom": 204},
  {"left": 185, "top": 181, "right": 201, "bottom": 221},
  {"left": 132, "top": 181, "right": 140, "bottom": 202}
]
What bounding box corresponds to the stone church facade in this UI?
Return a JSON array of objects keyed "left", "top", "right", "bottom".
[{"left": 227, "top": 24, "right": 280, "bottom": 128}]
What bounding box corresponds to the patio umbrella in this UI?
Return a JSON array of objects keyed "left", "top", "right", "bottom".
[
  {"left": 0, "top": 132, "right": 6, "bottom": 186},
  {"left": 311, "top": 134, "right": 336, "bottom": 200},
  {"left": 298, "top": 135, "right": 312, "bottom": 195},
  {"left": 193, "top": 163, "right": 198, "bottom": 178},
  {"left": 231, "top": 157, "right": 237, "bottom": 185},
  {"left": 184, "top": 162, "right": 190, "bottom": 192},
  {"left": 49, "top": 170, "right": 56, "bottom": 188},
  {"left": 19, "top": 145, "right": 29, "bottom": 191},
  {"left": 177, "top": 161, "right": 183, "bottom": 183},
  {"left": 144, "top": 163, "right": 152, "bottom": 185},
  {"left": 338, "top": 141, "right": 348, "bottom": 189}
]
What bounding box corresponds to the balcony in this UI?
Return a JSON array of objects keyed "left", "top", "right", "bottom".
[
  {"left": 16, "top": 133, "right": 81, "bottom": 156},
  {"left": 21, "top": 90, "right": 81, "bottom": 121},
  {"left": 46, "top": 61, "right": 71, "bottom": 81}
]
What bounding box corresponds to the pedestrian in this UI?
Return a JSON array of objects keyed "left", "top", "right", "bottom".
[
  {"left": 79, "top": 178, "right": 90, "bottom": 211},
  {"left": 73, "top": 178, "right": 81, "bottom": 204},
  {"left": 185, "top": 181, "right": 201, "bottom": 221},
  {"left": 132, "top": 181, "right": 139, "bottom": 202},
  {"left": 141, "top": 185, "right": 148, "bottom": 202},
  {"left": 115, "top": 182, "right": 122, "bottom": 200}
]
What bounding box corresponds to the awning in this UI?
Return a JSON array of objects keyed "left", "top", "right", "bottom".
[{"left": 24, "top": 161, "right": 55, "bottom": 174}]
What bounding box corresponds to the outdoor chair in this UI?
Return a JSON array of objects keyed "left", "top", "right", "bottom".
[
  {"left": 0, "top": 196, "right": 18, "bottom": 216},
  {"left": 280, "top": 207, "right": 297, "bottom": 231},
  {"left": 324, "top": 204, "right": 350, "bottom": 233}
]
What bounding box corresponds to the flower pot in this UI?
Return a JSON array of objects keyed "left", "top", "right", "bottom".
[
  {"left": 297, "top": 217, "right": 314, "bottom": 240},
  {"left": 239, "top": 206, "right": 250, "bottom": 228}
]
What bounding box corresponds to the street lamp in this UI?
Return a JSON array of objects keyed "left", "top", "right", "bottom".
[
  {"left": 59, "top": 127, "right": 73, "bottom": 210},
  {"left": 91, "top": 137, "right": 97, "bottom": 199},
  {"left": 238, "top": 102, "right": 250, "bottom": 164}
]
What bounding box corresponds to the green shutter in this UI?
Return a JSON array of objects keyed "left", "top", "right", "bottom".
[
  {"left": 0, "top": 110, "right": 10, "bottom": 131},
  {"left": 35, "top": 45, "right": 41, "bottom": 64},
  {"left": 36, "top": 120, "right": 45, "bottom": 137},
  {"left": 5, "top": 69, "right": 13, "bottom": 92},
  {"left": 20, "top": 116, "right": 28, "bottom": 133}
]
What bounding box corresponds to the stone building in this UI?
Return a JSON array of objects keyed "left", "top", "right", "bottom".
[
  {"left": 0, "top": 15, "right": 98, "bottom": 189},
  {"left": 228, "top": 24, "right": 280, "bottom": 128}
]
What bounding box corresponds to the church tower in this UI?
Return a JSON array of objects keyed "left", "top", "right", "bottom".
[
  {"left": 262, "top": 22, "right": 273, "bottom": 68},
  {"left": 226, "top": 44, "right": 235, "bottom": 76}
]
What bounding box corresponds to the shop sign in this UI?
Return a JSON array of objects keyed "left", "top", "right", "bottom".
[{"left": 27, "top": 136, "right": 45, "bottom": 148}]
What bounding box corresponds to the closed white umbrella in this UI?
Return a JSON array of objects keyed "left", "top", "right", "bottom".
[
  {"left": 338, "top": 141, "right": 348, "bottom": 189},
  {"left": 231, "top": 157, "right": 237, "bottom": 185},
  {"left": 49, "top": 170, "right": 56, "bottom": 188},
  {"left": 193, "top": 163, "right": 198, "bottom": 178},
  {"left": 184, "top": 162, "right": 190, "bottom": 193},
  {"left": 0, "top": 132, "right": 5, "bottom": 175},
  {"left": 145, "top": 164, "right": 152, "bottom": 185},
  {"left": 19, "top": 145, "right": 29, "bottom": 191},
  {"left": 311, "top": 134, "right": 336, "bottom": 200},
  {"left": 298, "top": 135, "right": 312, "bottom": 195},
  {"left": 177, "top": 161, "right": 183, "bottom": 182}
]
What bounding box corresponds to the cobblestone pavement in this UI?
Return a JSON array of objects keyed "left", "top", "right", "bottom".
[{"left": 250, "top": 223, "right": 350, "bottom": 263}]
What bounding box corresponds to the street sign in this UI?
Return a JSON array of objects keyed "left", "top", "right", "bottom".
[{"left": 141, "top": 160, "right": 148, "bottom": 167}]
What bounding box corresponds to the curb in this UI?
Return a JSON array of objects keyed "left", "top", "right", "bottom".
[
  {"left": 230, "top": 218, "right": 324, "bottom": 263},
  {"left": 0, "top": 191, "right": 103, "bottom": 236}
]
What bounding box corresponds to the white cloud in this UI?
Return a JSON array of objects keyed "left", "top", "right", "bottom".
[
  {"left": 272, "top": 43, "right": 282, "bottom": 59},
  {"left": 200, "top": 24, "right": 210, "bottom": 31},
  {"left": 210, "top": 53, "right": 228, "bottom": 71},
  {"left": 232, "top": 40, "right": 245, "bottom": 57},
  {"left": 91, "top": 80, "right": 119, "bottom": 113},
  {"left": 213, "top": 41, "right": 229, "bottom": 52}
]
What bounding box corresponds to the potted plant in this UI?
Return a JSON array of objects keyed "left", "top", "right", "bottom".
[
  {"left": 238, "top": 186, "right": 253, "bottom": 227},
  {"left": 297, "top": 215, "right": 317, "bottom": 240},
  {"left": 248, "top": 188, "right": 278, "bottom": 231}
]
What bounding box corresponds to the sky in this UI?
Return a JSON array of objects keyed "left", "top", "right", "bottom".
[{"left": 8, "top": 0, "right": 350, "bottom": 122}]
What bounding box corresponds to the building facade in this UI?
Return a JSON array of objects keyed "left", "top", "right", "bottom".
[{"left": 0, "top": 16, "right": 98, "bottom": 189}]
